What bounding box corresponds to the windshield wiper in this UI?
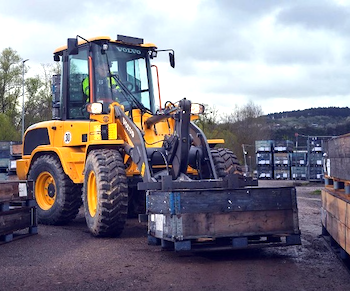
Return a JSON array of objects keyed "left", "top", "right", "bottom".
[{"left": 110, "top": 74, "right": 152, "bottom": 115}]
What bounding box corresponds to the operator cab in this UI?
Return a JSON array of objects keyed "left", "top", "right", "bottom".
[{"left": 52, "top": 35, "right": 173, "bottom": 120}]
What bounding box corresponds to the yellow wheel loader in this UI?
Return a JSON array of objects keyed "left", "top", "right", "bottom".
[{"left": 17, "top": 35, "right": 301, "bottom": 250}]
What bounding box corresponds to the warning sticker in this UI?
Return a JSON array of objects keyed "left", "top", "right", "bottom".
[{"left": 64, "top": 131, "right": 72, "bottom": 144}]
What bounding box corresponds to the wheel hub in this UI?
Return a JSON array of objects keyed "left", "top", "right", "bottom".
[
  {"left": 87, "top": 171, "right": 98, "bottom": 217},
  {"left": 48, "top": 183, "right": 55, "bottom": 198},
  {"left": 36, "top": 171, "right": 56, "bottom": 210}
]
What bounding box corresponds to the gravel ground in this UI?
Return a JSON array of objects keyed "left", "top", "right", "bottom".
[{"left": 1, "top": 180, "right": 350, "bottom": 291}]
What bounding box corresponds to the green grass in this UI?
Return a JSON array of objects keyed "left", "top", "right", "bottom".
[{"left": 311, "top": 189, "right": 322, "bottom": 195}]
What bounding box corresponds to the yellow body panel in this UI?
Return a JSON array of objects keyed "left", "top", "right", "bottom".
[
  {"left": 18, "top": 145, "right": 86, "bottom": 183},
  {"left": 207, "top": 139, "right": 225, "bottom": 146},
  {"left": 17, "top": 116, "right": 126, "bottom": 183},
  {"left": 133, "top": 110, "right": 175, "bottom": 148},
  {"left": 16, "top": 159, "right": 29, "bottom": 180},
  {"left": 16, "top": 106, "right": 178, "bottom": 183}
]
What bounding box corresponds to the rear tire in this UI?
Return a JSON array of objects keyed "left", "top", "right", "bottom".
[
  {"left": 210, "top": 148, "right": 242, "bottom": 178},
  {"left": 29, "top": 155, "right": 82, "bottom": 225},
  {"left": 83, "top": 149, "right": 128, "bottom": 237}
]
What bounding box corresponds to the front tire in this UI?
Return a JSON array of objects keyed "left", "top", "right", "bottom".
[
  {"left": 29, "top": 155, "right": 82, "bottom": 225},
  {"left": 83, "top": 149, "right": 128, "bottom": 237}
]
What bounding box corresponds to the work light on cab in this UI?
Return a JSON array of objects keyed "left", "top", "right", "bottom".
[
  {"left": 191, "top": 103, "right": 205, "bottom": 115},
  {"left": 87, "top": 103, "right": 103, "bottom": 114}
]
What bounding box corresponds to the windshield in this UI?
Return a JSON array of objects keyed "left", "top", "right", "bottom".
[{"left": 92, "top": 43, "right": 154, "bottom": 113}]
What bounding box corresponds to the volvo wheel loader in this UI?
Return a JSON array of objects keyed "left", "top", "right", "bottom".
[{"left": 16, "top": 35, "right": 301, "bottom": 251}]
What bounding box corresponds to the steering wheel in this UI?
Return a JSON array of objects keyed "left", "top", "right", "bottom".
[{"left": 111, "top": 74, "right": 134, "bottom": 91}]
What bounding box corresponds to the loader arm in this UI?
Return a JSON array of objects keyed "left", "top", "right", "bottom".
[
  {"left": 114, "top": 105, "right": 155, "bottom": 183},
  {"left": 189, "top": 122, "right": 217, "bottom": 180},
  {"left": 115, "top": 98, "right": 218, "bottom": 184},
  {"left": 166, "top": 98, "right": 191, "bottom": 179}
]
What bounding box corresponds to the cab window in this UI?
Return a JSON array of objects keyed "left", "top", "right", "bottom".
[{"left": 68, "top": 48, "right": 89, "bottom": 119}]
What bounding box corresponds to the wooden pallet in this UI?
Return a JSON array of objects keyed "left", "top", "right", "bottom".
[
  {"left": 324, "top": 175, "right": 350, "bottom": 194},
  {"left": 321, "top": 186, "right": 350, "bottom": 257},
  {"left": 322, "top": 135, "right": 350, "bottom": 257},
  {"left": 147, "top": 186, "right": 301, "bottom": 251},
  {"left": 0, "top": 180, "right": 37, "bottom": 244}
]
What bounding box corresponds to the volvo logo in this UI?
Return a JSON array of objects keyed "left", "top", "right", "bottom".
[
  {"left": 122, "top": 117, "right": 135, "bottom": 138},
  {"left": 117, "top": 47, "right": 141, "bottom": 55}
]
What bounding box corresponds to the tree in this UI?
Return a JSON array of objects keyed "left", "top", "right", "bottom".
[
  {"left": 196, "top": 104, "right": 219, "bottom": 133},
  {"left": 195, "top": 104, "right": 239, "bottom": 152},
  {"left": 222, "top": 101, "right": 264, "bottom": 123},
  {"left": 0, "top": 47, "right": 22, "bottom": 127},
  {"left": 0, "top": 113, "right": 20, "bottom": 141},
  {"left": 0, "top": 47, "right": 62, "bottom": 140},
  {"left": 221, "top": 101, "right": 270, "bottom": 164},
  {"left": 195, "top": 101, "right": 271, "bottom": 165}
]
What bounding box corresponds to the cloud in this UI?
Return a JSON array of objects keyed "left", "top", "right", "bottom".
[
  {"left": 276, "top": 1, "right": 350, "bottom": 34},
  {"left": 1, "top": 0, "right": 350, "bottom": 114}
]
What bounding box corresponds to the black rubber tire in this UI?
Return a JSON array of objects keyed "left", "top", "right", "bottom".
[
  {"left": 210, "top": 148, "right": 242, "bottom": 178},
  {"left": 83, "top": 149, "right": 128, "bottom": 237},
  {"left": 29, "top": 155, "right": 82, "bottom": 225}
]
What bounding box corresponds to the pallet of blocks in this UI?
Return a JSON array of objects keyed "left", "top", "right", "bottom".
[
  {"left": 322, "top": 134, "right": 350, "bottom": 258},
  {"left": 0, "top": 180, "right": 37, "bottom": 244},
  {"left": 273, "top": 141, "right": 293, "bottom": 180},
  {"left": 255, "top": 140, "right": 274, "bottom": 180}
]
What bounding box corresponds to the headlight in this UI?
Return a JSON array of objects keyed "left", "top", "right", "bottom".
[
  {"left": 191, "top": 103, "right": 205, "bottom": 115},
  {"left": 87, "top": 103, "right": 103, "bottom": 114}
]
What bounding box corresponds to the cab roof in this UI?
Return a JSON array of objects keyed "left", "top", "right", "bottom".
[{"left": 53, "top": 36, "right": 157, "bottom": 54}]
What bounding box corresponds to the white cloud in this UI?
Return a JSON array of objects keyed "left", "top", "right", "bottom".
[{"left": 1, "top": 0, "right": 350, "bottom": 115}]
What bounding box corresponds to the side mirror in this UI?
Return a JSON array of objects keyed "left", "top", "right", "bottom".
[
  {"left": 67, "top": 38, "right": 78, "bottom": 55},
  {"left": 169, "top": 52, "right": 175, "bottom": 68}
]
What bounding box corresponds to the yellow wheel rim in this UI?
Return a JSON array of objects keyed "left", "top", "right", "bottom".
[
  {"left": 87, "top": 171, "right": 97, "bottom": 217},
  {"left": 36, "top": 171, "right": 56, "bottom": 210}
]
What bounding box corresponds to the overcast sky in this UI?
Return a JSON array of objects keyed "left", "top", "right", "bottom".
[{"left": 1, "top": 0, "right": 350, "bottom": 115}]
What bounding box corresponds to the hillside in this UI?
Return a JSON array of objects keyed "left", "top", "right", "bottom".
[
  {"left": 267, "top": 107, "right": 350, "bottom": 119},
  {"left": 266, "top": 107, "right": 350, "bottom": 143}
]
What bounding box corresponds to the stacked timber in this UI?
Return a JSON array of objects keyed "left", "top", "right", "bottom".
[
  {"left": 324, "top": 133, "right": 350, "bottom": 182},
  {"left": 0, "top": 180, "right": 37, "bottom": 244},
  {"left": 321, "top": 187, "right": 350, "bottom": 258},
  {"left": 322, "top": 134, "right": 350, "bottom": 258}
]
